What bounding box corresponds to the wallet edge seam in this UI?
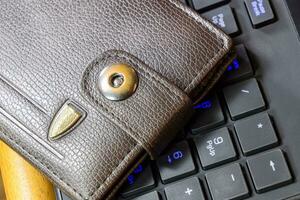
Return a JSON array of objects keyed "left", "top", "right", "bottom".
[{"left": 168, "top": 0, "right": 233, "bottom": 93}]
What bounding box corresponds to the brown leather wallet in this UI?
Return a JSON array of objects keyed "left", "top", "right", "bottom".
[{"left": 0, "top": 0, "right": 234, "bottom": 199}]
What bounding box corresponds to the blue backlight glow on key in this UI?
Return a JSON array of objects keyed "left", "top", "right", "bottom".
[
  {"left": 127, "top": 164, "right": 144, "bottom": 185},
  {"left": 167, "top": 150, "right": 184, "bottom": 164},
  {"left": 133, "top": 164, "right": 143, "bottom": 174},
  {"left": 127, "top": 174, "right": 135, "bottom": 185},
  {"left": 193, "top": 100, "right": 212, "bottom": 110},
  {"left": 227, "top": 58, "right": 240, "bottom": 72}
]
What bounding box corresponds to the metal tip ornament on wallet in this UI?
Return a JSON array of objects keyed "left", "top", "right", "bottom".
[{"left": 48, "top": 101, "right": 86, "bottom": 140}]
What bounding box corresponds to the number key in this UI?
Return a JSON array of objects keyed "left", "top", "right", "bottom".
[
  {"left": 194, "top": 127, "right": 237, "bottom": 169},
  {"left": 157, "top": 141, "right": 196, "bottom": 183},
  {"left": 190, "top": 94, "right": 225, "bottom": 133}
]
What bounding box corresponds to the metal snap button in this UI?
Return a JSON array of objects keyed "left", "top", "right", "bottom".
[{"left": 98, "top": 63, "right": 138, "bottom": 101}]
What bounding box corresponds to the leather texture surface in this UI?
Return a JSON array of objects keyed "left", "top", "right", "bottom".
[
  {"left": 81, "top": 50, "right": 193, "bottom": 158},
  {"left": 0, "top": 0, "right": 234, "bottom": 199}
]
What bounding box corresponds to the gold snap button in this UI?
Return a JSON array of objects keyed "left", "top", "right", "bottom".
[{"left": 98, "top": 63, "right": 138, "bottom": 101}]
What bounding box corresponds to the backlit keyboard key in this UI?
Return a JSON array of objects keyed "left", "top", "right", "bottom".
[
  {"left": 194, "top": 127, "right": 237, "bottom": 169},
  {"left": 165, "top": 177, "right": 205, "bottom": 200},
  {"left": 223, "top": 44, "right": 253, "bottom": 83},
  {"left": 223, "top": 78, "right": 266, "bottom": 120},
  {"left": 206, "top": 164, "right": 249, "bottom": 200},
  {"left": 121, "top": 161, "right": 155, "bottom": 197},
  {"left": 247, "top": 150, "right": 292, "bottom": 193},
  {"left": 157, "top": 141, "right": 196, "bottom": 183},
  {"left": 202, "top": 5, "right": 240, "bottom": 36},
  {"left": 235, "top": 113, "right": 278, "bottom": 155},
  {"left": 244, "top": 0, "right": 276, "bottom": 28},
  {"left": 190, "top": 94, "right": 224, "bottom": 133},
  {"left": 191, "top": 0, "right": 228, "bottom": 12}
]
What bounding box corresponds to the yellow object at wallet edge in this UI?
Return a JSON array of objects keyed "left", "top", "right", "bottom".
[{"left": 0, "top": 140, "right": 56, "bottom": 200}]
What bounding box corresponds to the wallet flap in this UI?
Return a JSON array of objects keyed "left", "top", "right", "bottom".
[{"left": 81, "top": 50, "right": 192, "bottom": 158}]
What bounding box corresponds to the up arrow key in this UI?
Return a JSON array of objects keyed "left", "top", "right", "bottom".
[
  {"left": 247, "top": 150, "right": 292, "bottom": 193},
  {"left": 270, "top": 161, "right": 276, "bottom": 171}
]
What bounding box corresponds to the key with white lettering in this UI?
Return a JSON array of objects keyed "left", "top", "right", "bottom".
[
  {"left": 206, "top": 163, "right": 249, "bottom": 200},
  {"left": 194, "top": 127, "right": 237, "bottom": 169},
  {"left": 235, "top": 113, "right": 278, "bottom": 155},
  {"left": 244, "top": 0, "right": 276, "bottom": 28},
  {"left": 202, "top": 5, "right": 240, "bottom": 36},
  {"left": 165, "top": 177, "right": 205, "bottom": 200},
  {"left": 223, "top": 78, "right": 266, "bottom": 120},
  {"left": 247, "top": 149, "right": 292, "bottom": 193}
]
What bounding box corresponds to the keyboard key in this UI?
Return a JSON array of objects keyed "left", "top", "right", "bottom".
[
  {"left": 121, "top": 161, "right": 155, "bottom": 197},
  {"left": 235, "top": 113, "right": 278, "bottom": 155},
  {"left": 133, "top": 191, "right": 160, "bottom": 200},
  {"left": 223, "top": 44, "right": 253, "bottom": 83},
  {"left": 202, "top": 5, "right": 240, "bottom": 36},
  {"left": 165, "top": 177, "right": 205, "bottom": 200},
  {"left": 247, "top": 149, "right": 292, "bottom": 193},
  {"left": 194, "top": 127, "right": 237, "bottom": 169},
  {"left": 244, "top": 0, "right": 276, "bottom": 28},
  {"left": 192, "top": 0, "right": 228, "bottom": 12},
  {"left": 157, "top": 141, "right": 196, "bottom": 183},
  {"left": 190, "top": 94, "right": 224, "bottom": 133},
  {"left": 206, "top": 163, "right": 249, "bottom": 200},
  {"left": 223, "top": 78, "right": 266, "bottom": 120}
]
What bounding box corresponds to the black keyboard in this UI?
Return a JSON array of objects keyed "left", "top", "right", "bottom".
[{"left": 57, "top": 0, "right": 300, "bottom": 199}]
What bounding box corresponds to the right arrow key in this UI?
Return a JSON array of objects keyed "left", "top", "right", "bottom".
[{"left": 247, "top": 149, "right": 292, "bottom": 193}]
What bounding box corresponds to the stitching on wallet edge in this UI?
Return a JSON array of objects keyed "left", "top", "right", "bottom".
[{"left": 168, "top": 0, "right": 229, "bottom": 92}]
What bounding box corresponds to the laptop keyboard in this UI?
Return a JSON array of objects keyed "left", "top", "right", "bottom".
[{"left": 57, "top": 0, "right": 300, "bottom": 200}]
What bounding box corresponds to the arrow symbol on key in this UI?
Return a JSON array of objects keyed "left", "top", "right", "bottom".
[{"left": 270, "top": 160, "right": 276, "bottom": 171}]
